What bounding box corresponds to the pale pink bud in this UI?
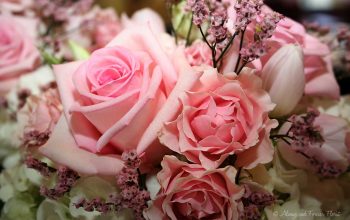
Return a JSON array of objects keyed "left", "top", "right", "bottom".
[{"left": 261, "top": 44, "right": 305, "bottom": 117}]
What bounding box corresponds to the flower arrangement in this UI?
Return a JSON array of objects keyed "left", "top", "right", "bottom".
[{"left": 0, "top": 0, "right": 350, "bottom": 220}]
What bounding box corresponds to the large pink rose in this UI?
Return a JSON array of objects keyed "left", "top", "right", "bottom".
[
  {"left": 144, "top": 156, "right": 244, "bottom": 220},
  {"left": 159, "top": 67, "right": 277, "bottom": 170},
  {"left": 39, "top": 26, "right": 179, "bottom": 175},
  {"left": 0, "top": 15, "right": 40, "bottom": 95},
  {"left": 279, "top": 113, "right": 350, "bottom": 177}
]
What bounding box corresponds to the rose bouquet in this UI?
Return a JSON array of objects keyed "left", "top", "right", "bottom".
[{"left": 0, "top": 0, "right": 350, "bottom": 220}]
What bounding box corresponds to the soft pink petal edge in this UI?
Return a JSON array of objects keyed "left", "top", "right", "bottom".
[{"left": 39, "top": 115, "right": 124, "bottom": 175}]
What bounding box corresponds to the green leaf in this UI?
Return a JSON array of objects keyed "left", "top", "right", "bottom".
[
  {"left": 68, "top": 40, "right": 90, "bottom": 60},
  {"left": 41, "top": 50, "right": 62, "bottom": 65}
]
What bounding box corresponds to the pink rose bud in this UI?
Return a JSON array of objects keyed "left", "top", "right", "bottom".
[{"left": 261, "top": 44, "right": 305, "bottom": 117}]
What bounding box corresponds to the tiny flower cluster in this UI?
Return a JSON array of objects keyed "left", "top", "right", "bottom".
[
  {"left": 36, "top": 0, "right": 93, "bottom": 23},
  {"left": 240, "top": 185, "right": 275, "bottom": 220},
  {"left": 308, "top": 156, "right": 344, "bottom": 178},
  {"left": 25, "top": 155, "right": 80, "bottom": 199},
  {"left": 23, "top": 130, "right": 51, "bottom": 148},
  {"left": 240, "top": 12, "right": 283, "bottom": 63},
  {"left": 234, "top": 0, "right": 264, "bottom": 31},
  {"left": 288, "top": 109, "right": 324, "bottom": 148},
  {"left": 75, "top": 151, "right": 150, "bottom": 220},
  {"left": 206, "top": 0, "right": 231, "bottom": 47},
  {"left": 25, "top": 155, "right": 56, "bottom": 177},
  {"left": 40, "top": 167, "right": 80, "bottom": 200},
  {"left": 279, "top": 109, "right": 348, "bottom": 178},
  {"left": 186, "top": 0, "right": 209, "bottom": 26}
]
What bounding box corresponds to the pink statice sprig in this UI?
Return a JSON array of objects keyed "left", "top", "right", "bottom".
[
  {"left": 25, "top": 155, "right": 80, "bottom": 199},
  {"left": 186, "top": 0, "right": 236, "bottom": 68},
  {"left": 74, "top": 150, "right": 150, "bottom": 220},
  {"left": 184, "top": 0, "right": 283, "bottom": 73},
  {"left": 237, "top": 11, "right": 284, "bottom": 73},
  {"left": 272, "top": 109, "right": 345, "bottom": 178}
]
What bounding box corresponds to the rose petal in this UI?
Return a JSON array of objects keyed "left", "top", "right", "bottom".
[{"left": 39, "top": 116, "right": 124, "bottom": 175}]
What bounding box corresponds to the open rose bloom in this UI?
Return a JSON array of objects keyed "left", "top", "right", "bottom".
[
  {"left": 39, "top": 25, "right": 179, "bottom": 175},
  {"left": 144, "top": 156, "right": 244, "bottom": 220},
  {"left": 1, "top": 1, "right": 350, "bottom": 220},
  {"left": 159, "top": 67, "right": 277, "bottom": 170}
]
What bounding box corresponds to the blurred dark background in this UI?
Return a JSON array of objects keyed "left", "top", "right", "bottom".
[{"left": 266, "top": 0, "right": 350, "bottom": 25}]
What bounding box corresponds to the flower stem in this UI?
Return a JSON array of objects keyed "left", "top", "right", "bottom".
[
  {"left": 215, "top": 32, "right": 238, "bottom": 65},
  {"left": 270, "top": 134, "right": 294, "bottom": 145},
  {"left": 236, "top": 61, "right": 248, "bottom": 75},
  {"left": 199, "top": 26, "right": 217, "bottom": 68},
  {"left": 185, "top": 13, "right": 194, "bottom": 46},
  {"left": 168, "top": 6, "right": 178, "bottom": 44},
  {"left": 234, "top": 28, "right": 246, "bottom": 73}
]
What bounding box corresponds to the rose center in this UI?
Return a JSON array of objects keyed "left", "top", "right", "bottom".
[
  {"left": 97, "top": 66, "right": 129, "bottom": 86},
  {"left": 0, "top": 31, "right": 11, "bottom": 45}
]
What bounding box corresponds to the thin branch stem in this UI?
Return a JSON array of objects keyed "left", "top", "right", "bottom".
[
  {"left": 234, "top": 28, "right": 246, "bottom": 73},
  {"left": 199, "top": 26, "right": 217, "bottom": 68},
  {"left": 185, "top": 14, "right": 194, "bottom": 46},
  {"left": 212, "top": 43, "right": 217, "bottom": 68},
  {"left": 236, "top": 61, "right": 247, "bottom": 75},
  {"left": 215, "top": 32, "right": 238, "bottom": 65},
  {"left": 270, "top": 134, "right": 294, "bottom": 145},
  {"left": 168, "top": 6, "right": 178, "bottom": 44},
  {"left": 270, "top": 134, "right": 294, "bottom": 140},
  {"left": 296, "top": 151, "right": 311, "bottom": 159},
  {"left": 199, "top": 26, "right": 212, "bottom": 49}
]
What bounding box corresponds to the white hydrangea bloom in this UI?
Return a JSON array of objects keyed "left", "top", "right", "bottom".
[{"left": 312, "top": 95, "right": 350, "bottom": 124}]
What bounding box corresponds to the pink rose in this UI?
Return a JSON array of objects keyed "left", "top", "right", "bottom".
[
  {"left": 258, "top": 7, "right": 340, "bottom": 99},
  {"left": 18, "top": 88, "right": 62, "bottom": 147},
  {"left": 279, "top": 113, "right": 350, "bottom": 177},
  {"left": 260, "top": 44, "right": 305, "bottom": 117},
  {"left": 185, "top": 40, "right": 213, "bottom": 66},
  {"left": 159, "top": 67, "right": 277, "bottom": 170},
  {"left": 0, "top": 15, "right": 40, "bottom": 95},
  {"left": 144, "top": 156, "right": 244, "bottom": 220},
  {"left": 39, "top": 26, "right": 179, "bottom": 175},
  {"left": 224, "top": 4, "right": 340, "bottom": 99}
]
